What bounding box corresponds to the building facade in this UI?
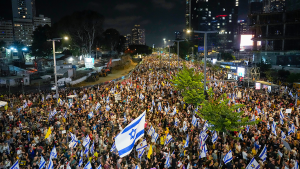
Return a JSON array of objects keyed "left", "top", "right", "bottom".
[
  {"left": 175, "top": 31, "right": 183, "bottom": 40},
  {"left": 33, "top": 14, "right": 51, "bottom": 30},
  {"left": 11, "top": 0, "right": 35, "bottom": 20},
  {"left": 131, "top": 25, "right": 146, "bottom": 45},
  {"left": 185, "top": 0, "right": 239, "bottom": 50},
  {"left": 0, "top": 20, "right": 14, "bottom": 46}
]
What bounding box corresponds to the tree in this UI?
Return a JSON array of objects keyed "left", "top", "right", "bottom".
[
  {"left": 221, "top": 53, "right": 235, "bottom": 61},
  {"left": 287, "top": 73, "right": 300, "bottom": 83},
  {"left": 266, "top": 70, "right": 278, "bottom": 83},
  {"left": 170, "top": 64, "right": 205, "bottom": 107},
  {"left": 31, "top": 25, "right": 52, "bottom": 58},
  {"left": 257, "top": 61, "right": 272, "bottom": 78},
  {"left": 199, "top": 88, "right": 258, "bottom": 138},
  {"left": 102, "top": 28, "right": 120, "bottom": 52},
  {"left": 0, "top": 40, "right": 6, "bottom": 48}
]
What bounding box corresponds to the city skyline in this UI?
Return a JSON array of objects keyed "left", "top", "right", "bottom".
[{"left": 0, "top": 0, "right": 248, "bottom": 47}]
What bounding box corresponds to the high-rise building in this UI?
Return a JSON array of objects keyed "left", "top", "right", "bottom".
[
  {"left": 0, "top": 20, "right": 14, "bottom": 46},
  {"left": 185, "top": 0, "right": 239, "bottom": 50},
  {"left": 125, "top": 34, "right": 132, "bottom": 48},
  {"left": 11, "top": 0, "right": 37, "bottom": 46},
  {"left": 131, "top": 25, "right": 145, "bottom": 45},
  {"left": 237, "top": 20, "right": 250, "bottom": 35},
  {"left": 33, "top": 15, "right": 51, "bottom": 30}
]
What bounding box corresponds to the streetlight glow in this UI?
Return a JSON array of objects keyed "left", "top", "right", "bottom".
[
  {"left": 64, "top": 36, "right": 69, "bottom": 40},
  {"left": 187, "top": 29, "right": 191, "bottom": 33}
]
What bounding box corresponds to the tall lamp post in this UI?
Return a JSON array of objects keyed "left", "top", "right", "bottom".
[
  {"left": 173, "top": 40, "right": 185, "bottom": 71},
  {"left": 48, "top": 37, "right": 69, "bottom": 102},
  {"left": 187, "top": 30, "right": 217, "bottom": 92}
]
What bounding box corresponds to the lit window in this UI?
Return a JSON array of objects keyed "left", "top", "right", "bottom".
[
  {"left": 202, "top": 17, "right": 206, "bottom": 20},
  {"left": 212, "top": 17, "right": 215, "bottom": 20},
  {"left": 217, "top": 26, "right": 220, "bottom": 28},
  {"left": 217, "top": 23, "right": 220, "bottom": 25},
  {"left": 209, "top": 11, "right": 211, "bottom": 13},
  {"left": 208, "top": 23, "right": 211, "bottom": 25},
  {"left": 223, "top": 8, "right": 225, "bottom": 11},
  {"left": 229, "top": 31, "right": 231, "bottom": 34},
  {"left": 23, "top": 16, "right": 26, "bottom": 18},
  {"left": 222, "top": 17, "right": 225, "bottom": 20},
  {"left": 229, "top": 14, "right": 232, "bottom": 16},
  {"left": 206, "top": 0, "right": 208, "bottom": 2},
  {"left": 200, "top": 8, "right": 203, "bottom": 11},
  {"left": 222, "top": 23, "right": 225, "bottom": 25},
  {"left": 209, "top": 14, "right": 211, "bottom": 17},
  {"left": 196, "top": 15, "right": 198, "bottom": 17},
  {"left": 236, "top": 2, "right": 239, "bottom": 6},
  {"left": 225, "top": 32, "right": 227, "bottom": 34},
  {"left": 205, "top": 8, "right": 208, "bottom": 11},
  {"left": 229, "top": 20, "right": 232, "bottom": 22}
]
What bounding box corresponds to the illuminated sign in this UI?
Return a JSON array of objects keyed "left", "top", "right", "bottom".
[
  {"left": 84, "top": 58, "right": 94, "bottom": 68},
  {"left": 237, "top": 67, "right": 245, "bottom": 77},
  {"left": 255, "top": 83, "right": 261, "bottom": 90}
]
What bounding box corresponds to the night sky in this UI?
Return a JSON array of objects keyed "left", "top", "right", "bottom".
[{"left": 0, "top": 0, "right": 248, "bottom": 47}]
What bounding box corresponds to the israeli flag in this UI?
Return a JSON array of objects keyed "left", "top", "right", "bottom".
[
  {"left": 47, "top": 159, "right": 54, "bottom": 169},
  {"left": 212, "top": 131, "right": 218, "bottom": 143},
  {"left": 223, "top": 150, "right": 233, "bottom": 164},
  {"left": 174, "top": 120, "right": 178, "bottom": 127},
  {"left": 151, "top": 132, "right": 159, "bottom": 143},
  {"left": 267, "top": 122, "right": 270, "bottom": 130},
  {"left": 246, "top": 125, "right": 250, "bottom": 133},
  {"left": 192, "top": 115, "right": 197, "bottom": 126},
  {"left": 200, "top": 143, "right": 208, "bottom": 158},
  {"left": 50, "top": 146, "right": 57, "bottom": 159},
  {"left": 69, "top": 102, "right": 72, "bottom": 109},
  {"left": 281, "top": 130, "right": 286, "bottom": 139},
  {"left": 152, "top": 100, "right": 155, "bottom": 106},
  {"left": 84, "top": 146, "right": 89, "bottom": 157},
  {"left": 136, "top": 139, "right": 147, "bottom": 151},
  {"left": 124, "top": 114, "right": 127, "bottom": 123},
  {"left": 10, "top": 160, "right": 20, "bottom": 169},
  {"left": 39, "top": 156, "right": 46, "bottom": 169},
  {"left": 96, "top": 164, "right": 102, "bottom": 169},
  {"left": 251, "top": 114, "right": 255, "bottom": 121},
  {"left": 172, "top": 107, "right": 177, "bottom": 116},
  {"left": 69, "top": 134, "right": 78, "bottom": 149},
  {"left": 182, "top": 123, "right": 187, "bottom": 132},
  {"left": 115, "top": 111, "right": 146, "bottom": 157},
  {"left": 164, "top": 106, "right": 169, "bottom": 113},
  {"left": 166, "top": 152, "right": 171, "bottom": 168},
  {"left": 246, "top": 158, "right": 260, "bottom": 169},
  {"left": 88, "top": 111, "right": 94, "bottom": 119},
  {"left": 138, "top": 148, "right": 145, "bottom": 159},
  {"left": 78, "top": 157, "right": 83, "bottom": 167},
  {"left": 200, "top": 131, "right": 208, "bottom": 143},
  {"left": 105, "top": 105, "right": 110, "bottom": 111},
  {"left": 23, "top": 102, "right": 28, "bottom": 109},
  {"left": 73, "top": 90, "right": 76, "bottom": 95},
  {"left": 164, "top": 133, "right": 173, "bottom": 146},
  {"left": 288, "top": 124, "right": 295, "bottom": 135},
  {"left": 90, "top": 141, "right": 94, "bottom": 155},
  {"left": 41, "top": 96, "right": 44, "bottom": 103},
  {"left": 83, "top": 135, "right": 91, "bottom": 148},
  {"left": 147, "top": 126, "right": 155, "bottom": 136},
  {"left": 238, "top": 132, "right": 243, "bottom": 140},
  {"left": 83, "top": 161, "right": 92, "bottom": 169},
  {"left": 183, "top": 134, "right": 189, "bottom": 148},
  {"left": 82, "top": 94, "right": 87, "bottom": 100},
  {"left": 280, "top": 110, "right": 284, "bottom": 119},
  {"left": 272, "top": 121, "right": 277, "bottom": 136},
  {"left": 289, "top": 91, "right": 293, "bottom": 97},
  {"left": 294, "top": 161, "right": 299, "bottom": 169},
  {"left": 106, "top": 96, "right": 109, "bottom": 103},
  {"left": 150, "top": 106, "right": 153, "bottom": 112},
  {"left": 259, "top": 145, "right": 267, "bottom": 162},
  {"left": 139, "top": 93, "right": 145, "bottom": 100},
  {"left": 158, "top": 102, "right": 162, "bottom": 111},
  {"left": 95, "top": 103, "right": 101, "bottom": 110},
  {"left": 64, "top": 111, "right": 67, "bottom": 119},
  {"left": 110, "top": 142, "right": 116, "bottom": 152}
]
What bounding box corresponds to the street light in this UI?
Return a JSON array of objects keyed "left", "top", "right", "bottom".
[
  {"left": 48, "top": 36, "right": 69, "bottom": 102},
  {"left": 186, "top": 29, "right": 218, "bottom": 92},
  {"left": 173, "top": 39, "right": 185, "bottom": 71}
]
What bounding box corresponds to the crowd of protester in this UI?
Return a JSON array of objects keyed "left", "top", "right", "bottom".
[{"left": 0, "top": 56, "right": 299, "bottom": 169}]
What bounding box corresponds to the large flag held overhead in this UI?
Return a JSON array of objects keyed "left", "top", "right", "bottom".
[
  {"left": 272, "top": 121, "right": 277, "bottom": 136},
  {"left": 10, "top": 160, "right": 20, "bottom": 169},
  {"left": 83, "top": 161, "right": 92, "bottom": 169},
  {"left": 115, "top": 111, "right": 146, "bottom": 157},
  {"left": 50, "top": 146, "right": 57, "bottom": 159},
  {"left": 246, "top": 158, "right": 260, "bottom": 169},
  {"left": 39, "top": 156, "right": 46, "bottom": 169},
  {"left": 259, "top": 145, "right": 267, "bottom": 162},
  {"left": 183, "top": 134, "right": 189, "bottom": 148},
  {"left": 164, "top": 133, "right": 173, "bottom": 146},
  {"left": 136, "top": 139, "right": 147, "bottom": 151},
  {"left": 83, "top": 135, "right": 91, "bottom": 148},
  {"left": 212, "top": 131, "right": 218, "bottom": 144},
  {"left": 199, "top": 143, "right": 208, "bottom": 158},
  {"left": 47, "top": 159, "right": 54, "bottom": 169},
  {"left": 223, "top": 150, "right": 233, "bottom": 164}
]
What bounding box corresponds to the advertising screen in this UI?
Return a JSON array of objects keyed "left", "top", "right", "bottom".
[
  {"left": 84, "top": 58, "right": 94, "bottom": 68},
  {"left": 255, "top": 83, "right": 261, "bottom": 90},
  {"left": 237, "top": 67, "right": 245, "bottom": 77}
]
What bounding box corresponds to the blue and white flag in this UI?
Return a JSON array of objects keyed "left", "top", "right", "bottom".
[
  {"left": 41, "top": 96, "right": 44, "bottom": 103},
  {"left": 171, "top": 107, "right": 177, "bottom": 116},
  {"left": 82, "top": 94, "right": 87, "bottom": 100},
  {"left": 147, "top": 126, "right": 155, "bottom": 136},
  {"left": 105, "top": 105, "right": 110, "bottom": 111},
  {"left": 88, "top": 111, "right": 94, "bottom": 119},
  {"left": 293, "top": 161, "right": 299, "bottom": 169},
  {"left": 183, "top": 134, "right": 189, "bottom": 148},
  {"left": 110, "top": 142, "right": 116, "bottom": 152},
  {"left": 158, "top": 102, "right": 162, "bottom": 111},
  {"left": 152, "top": 100, "right": 155, "bottom": 106},
  {"left": 192, "top": 115, "right": 197, "bottom": 126},
  {"left": 83, "top": 161, "right": 92, "bottom": 169},
  {"left": 139, "top": 93, "right": 144, "bottom": 100},
  {"left": 90, "top": 141, "right": 94, "bottom": 155},
  {"left": 78, "top": 157, "right": 83, "bottom": 167},
  {"left": 69, "top": 133, "right": 78, "bottom": 148},
  {"left": 267, "top": 122, "right": 270, "bottom": 130},
  {"left": 174, "top": 120, "right": 178, "bottom": 127},
  {"left": 136, "top": 139, "right": 147, "bottom": 151},
  {"left": 289, "top": 91, "right": 293, "bottom": 97},
  {"left": 84, "top": 146, "right": 89, "bottom": 157},
  {"left": 64, "top": 111, "right": 67, "bottom": 119},
  {"left": 50, "top": 146, "right": 57, "bottom": 159},
  {"left": 246, "top": 158, "right": 260, "bottom": 169},
  {"left": 10, "top": 160, "right": 20, "bottom": 169},
  {"left": 259, "top": 145, "right": 267, "bottom": 162},
  {"left": 123, "top": 114, "right": 127, "bottom": 123},
  {"left": 182, "top": 123, "right": 187, "bottom": 132},
  {"left": 212, "top": 131, "right": 218, "bottom": 143},
  {"left": 106, "top": 96, "right": 109, "bottom": 103},
  {"left": 47, "top": 159, "right": 54, "bottom": 169},
  {"left": 164, "top": 133, "right": 173, "bottom": 146},
  {"left": 151, "top": 132, "right": 159, "bottom": 143},
  {"left": 96, "top": 164, "right": 102, "bottom": 169},
  {"left": 200, "top": 131, "right": 208, "bottom": 143},
  {"left": 238, "top": 132, "right": 243, "bottom": 140},
  {"left": 223, "top": 150, "right": 233, "bottom": 164},
  {"left": 246, "top": 125, "right": 249, "bottom": 133},
  {"left": 200, "top": 143, "right": 207, "bottom": 158},
  {"left": 115, "top": 111, "right": 146, "bottom": 157},
  {"left": 95, "top": 102, "right": 101, "bottom": 110},
  {"left": 39, "top": 156, "right": 46, "bottom": 169},
  {"left": 73, "top": 90, "right": 76, "bottom": 95},
  {"left": 23, "top": 102, "right": 28, "bottom": 109},
  {"left": 281, "top": 130, "right": 286, "bottom": 139},
  {"left": 138, "top": 148, "right": 145, "bottom": 159},
  {"left": 83, "top": 135, "right": 91, "bottom": 148},
  {"left": 166, "top": 152, "right": 171, "bottom": 168},
  {"left": 288, "top": 124, "right": 295, "bottom": 135},
  {"left": 280, "top": 110, "right": 284, "bottom": 119},
  {"left": 272, "top": 121, "right": 277, "bottom": 136},
  {"left": 68, "top": 102, "right": 72, "bottom": 109}
]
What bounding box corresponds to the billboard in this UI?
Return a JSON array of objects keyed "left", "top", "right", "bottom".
[
  {"left": 237, "top": 67, "right": 245, "bottom": 77},
  {"left": 240, "top": 35, "right": 261, "bottom": 51},
  {"left": 84, "top": 58, "right": 94, "bottom": 68}
]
